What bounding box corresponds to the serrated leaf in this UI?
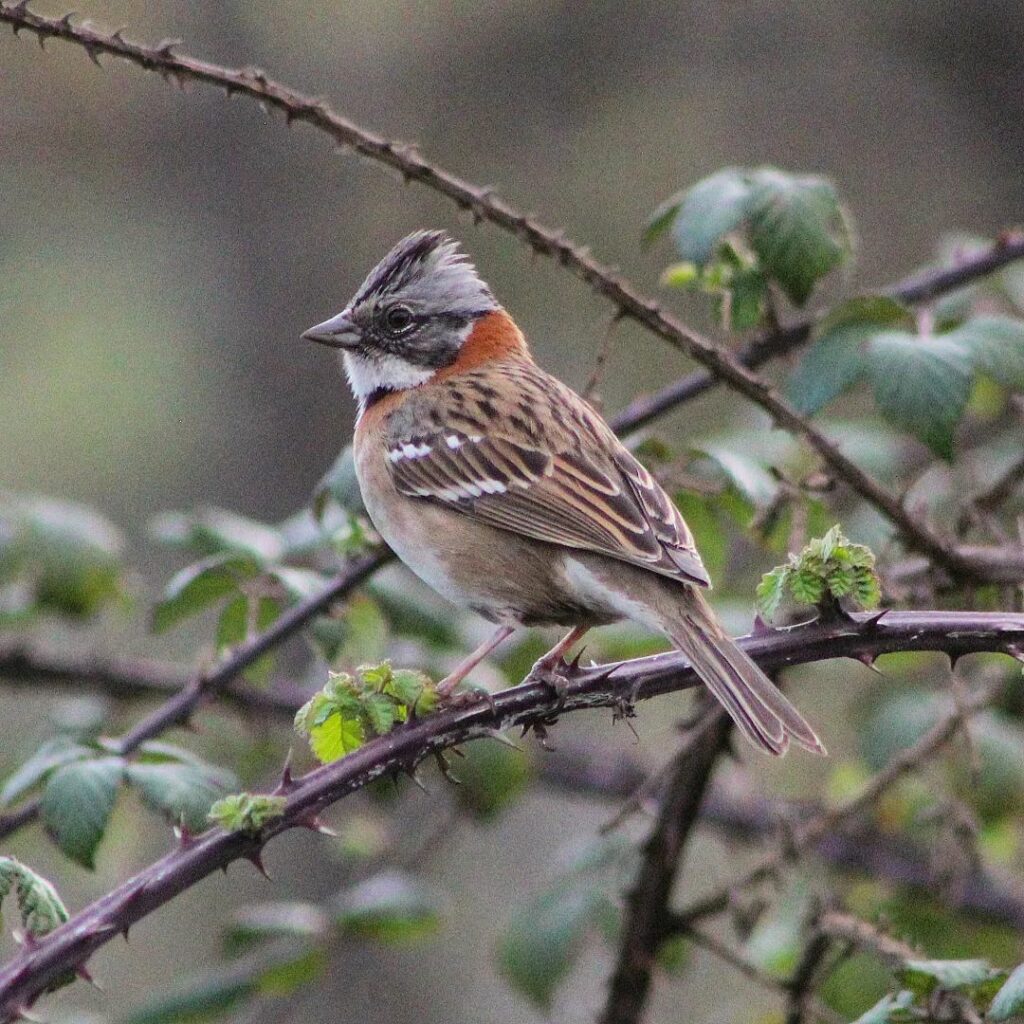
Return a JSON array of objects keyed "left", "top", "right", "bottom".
[
  {"left": 152, "top": 553, "right": 261, "bottom": 633},
  {"left": 669, "top": 167, "right": 756, "bottom": 264},
  {"left": 790, "top": 569, "right": 826, "bottom": 605},
  {"left": 989, "top": 962, "right": 1024, "bottom": 1021},
  {"left": 746, "top": 169, "right": 850, "bottom": 305},
  {"left": 866, "top": 332, "right": 972, "bottom": 459},
  {"left": 0, "top": 856, "right": 69, "bottom": 937},
  {"left": 333, "top": 871, "right": 443, "bottom": 943},
  {"left": 755, "top": 566, "right": 790, "bottom": 620},
  {"left": 127, "top": 761, "right": 236, "bottom": 832},
  {"left": 363, "top": 692, "right": 397, "bottom": 736},
  {"left": 309, "top": 713, "right": 364, "bottom": 763},
  {"left": 387, "top": 669, "right": 438, "bottom": 714},
  {"left": 948, "top": 315, "right": 1024, "bottom": 389},
  {"left": 0, "top": 737, "right": 92, "bottom": 807},
  {"left": 41, "top": 757, "right": 123, "bottom": 868}
]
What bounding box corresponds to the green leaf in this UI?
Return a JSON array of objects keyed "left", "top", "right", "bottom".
[
  {"left": 866, "top": 332, "right": 972, "bottom": 459},
  {"left": 497, "top": 836, "right": 636, "bottom": 1011},
  {"left": 659, "top": 260, "right": 700, "bottom": 288},
  {"left": 127, "top": 762, "right": 236, "bottom": 832},
  {"left": 149, "top": 507, "right": 283, "bottom": 562},
  {"left": 386, "top": 669, "right": 438, "bottom": 715},
  {"left": 208, "top": 792, "right": 287, "bottom": 836},
  {"left": 4, "top": 495, "right": 125, "bottom": 618},
  {"left": 452, "top": 739, "right": 532, "bottom": 820},
  {"left": 41, "top": 756, "right": 123, "bottom": 868},
  {"left": 698, "top": 446, "right": 778, "bottom": 508},
  {"left": 0, "top": 856, "right": 69, "bottom": 937},
  {"left": 333, "top": 871, "right": 443, "bottom": 943},
  {"left": 849, "top": 990, "right": 915, "bottom": 1024},
  {"left": 215, "top": 593, "right": 249, "bottom": 651},
  {"left": 788, "top": 293, "right": 913, "bottom": 415},
  {"left": 668, "top": 168, "right": 756, "bottom": 264},
  {"left": 989, "top": 962, "right": 1024, "bottom": 1021},
  {"left": 121, "top": 942, "right": 321, "bottom": 1024},
  {"left": 0, "top": 737, "right": 92, "bottom": 807},
  {"left": 755, "top": 566, "right": 790, "bottom": 621},
  {"left": 152, "top": 552, "right": 261, "bottom": 633},
  {"left": 225, "top": 902, "right": 330, "bottom": 954},
  {"left": 725, "top": 264, "right": 767, "bottom": 329},
  {"left": 898, "top": 958, "right": 1003, "bottom": 997},
  {"left": 787, "top": 324, "right": 869, "bottom": 415},
  {"left": 746, "top": 169, "right": 850, "bottom": 305},
  {"left": 643, "top": 190, "right": 685, "bottom": 246},
  {"left": 948, "top": 315, "right": 1024, "bottom": 390},
  {"left": 309, "top": 710, "right": 364, "bottom": 763},
  {"left": 363, "top": 692, "right": 397, "bottom": 736}
]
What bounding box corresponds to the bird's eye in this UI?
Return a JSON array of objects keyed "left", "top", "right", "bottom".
[{"left": 383, "top": 305, "right": 414, "bottom": 335}]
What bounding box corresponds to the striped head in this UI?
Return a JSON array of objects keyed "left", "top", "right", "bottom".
[{"left": 302, "top": 231, "right": 500, "bottom": 409}]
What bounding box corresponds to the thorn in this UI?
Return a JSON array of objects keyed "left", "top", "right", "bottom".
[
  {"left": 59, "top": 11, "right": 75, "bottom": 29},
  {"left": 83, "top": 43, "right": 101, "bottom": 66},
  {"left": 155, "top": 36, "right": 182, "bottom": 56},
  {"left": 274, "top": 749, "right": 295, "bottom": 794},
  {"left": 405, "top": 765, "right": 429, "bottom": 793},
  {"left": 862, "top": 607, "right": 891, "bottom": 629},
  {"left": 752, "top": 614, "right": 776, "bottom": 636},
  {"left": 36, "top": 32, "right": 44, "bottom": 49},
  {"left": 11, "top": 1006, "right": 43, "bottom": 1022},
  {"left": 295, "top": 813, "right": 337, "bottom": 837},
  {"left": 244, "top": 848, "right": 271, "bottom": 880},
  {"left": 1006, "top": 643, "right": 1024, "bottom": 665},
  {"left": 174, "top": 823, "right": 196, "bottom": 848},
  {"left": 433, "top": 750, "right": 461, "bottom": 785},
  {"left": 851, "top": 652, "right": 885, "bottom": 676},
  {"left": 111, "top": 26, "right": 127, "bottom": 44},
  {"left": 12, "top": 929, "right": 34, "bottom": 949},
  {"left": 484, "top": 729, "right": 522, "bottom": 751},
  {"left": 75, "top": 962, "right": 102, "bottom": 990}
]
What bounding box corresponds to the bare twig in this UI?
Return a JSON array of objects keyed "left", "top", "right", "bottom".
[
  {"left": 4, "top": 6, "right": 1024, "bottom": 581},
  {"left": 817, "top": 910, "right": 919, "bottom": 964}
]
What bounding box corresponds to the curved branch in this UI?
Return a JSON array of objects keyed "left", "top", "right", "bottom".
[
  {"left": 3, "top": 6, "right": 1023, "bottom": 580},
  {"left": 0, "top": 609, "right": 1021, "bottom": 1018}
]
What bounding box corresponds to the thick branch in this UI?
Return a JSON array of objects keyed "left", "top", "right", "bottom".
[
  {"left": 0, "top": 611, "right": 1022, "bottom": 1017},
  {"left": 599, "top": 706, "right": 731, "bottom": 1024},
  {"left": 3, "top": 6, "right": 1023, "bottom": 580}
]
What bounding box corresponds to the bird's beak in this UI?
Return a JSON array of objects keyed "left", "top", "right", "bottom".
[{"left": 301, "top": 311, "right": 360, "bottom": 350}]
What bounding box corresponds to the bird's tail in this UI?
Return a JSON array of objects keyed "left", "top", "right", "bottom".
[{"left": 664, "top": 588, "right": 825, "bottom": 756}]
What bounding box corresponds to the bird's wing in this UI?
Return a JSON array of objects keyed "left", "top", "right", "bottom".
[{"left": 385, "top": 362, "right": 710, "bottom": 586}]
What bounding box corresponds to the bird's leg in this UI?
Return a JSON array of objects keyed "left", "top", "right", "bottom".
[
  {"left": 529, "top": 626, "right": 590, "bottom": 691},
  {"left": 436, "top": 624, "right": 516, "bottom": 698}
]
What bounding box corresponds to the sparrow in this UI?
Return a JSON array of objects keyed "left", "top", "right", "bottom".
[{"left": 302, "top": 230, "right": 824, "bottom": 756}]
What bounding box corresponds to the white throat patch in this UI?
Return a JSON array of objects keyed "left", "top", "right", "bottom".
[{"left": 343, "top": 352, "right": 435, "bottom": 414}]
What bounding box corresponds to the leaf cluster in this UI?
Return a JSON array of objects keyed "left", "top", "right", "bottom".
[
  {"left": 756, "top": 525, "right": 880, "bottom": 620},
  {"left": 647, "top": 166, "right": 854, "bottom": 326},
  {"left": 294, "top": 662, "right": 438, "bottom": 764}
]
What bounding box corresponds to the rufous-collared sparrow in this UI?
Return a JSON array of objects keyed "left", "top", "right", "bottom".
[{"left": 303, "top": 230, "right": 824, "bottom": 756}]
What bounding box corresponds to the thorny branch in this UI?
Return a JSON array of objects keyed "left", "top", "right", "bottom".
[
  {"left": 6, "top": 635, "right": 1024, "bottom": 933},
  {"left": 3, "top": 5, "right": 1024, "bottom": 582},
  {"left": 0, "top": 612, "right": 1022, "bottom": 1017}
]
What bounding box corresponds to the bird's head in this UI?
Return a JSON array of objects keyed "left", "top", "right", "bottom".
[{"left": 303, "top": 230, "right": 504, "bottom": 409}]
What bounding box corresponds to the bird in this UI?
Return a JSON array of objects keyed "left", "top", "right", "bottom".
[{"left": 302, "top": 230, "right": 824, "bottom": 756}]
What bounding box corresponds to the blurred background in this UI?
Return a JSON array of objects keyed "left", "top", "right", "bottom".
[{"left": 2, "top": 3, "right": 1024, "bottom": 1022}]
